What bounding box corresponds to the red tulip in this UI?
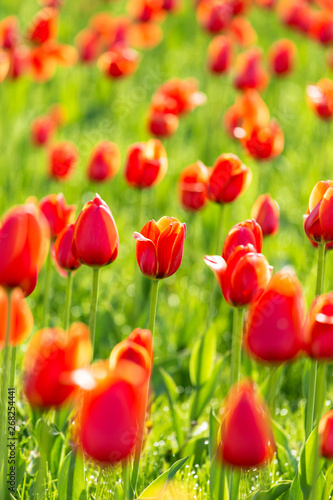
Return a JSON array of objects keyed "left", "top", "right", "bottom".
[
  {"left": 304, "top": 180, "right": 333, "bottom": 244},
  {"left": 48, "top": 141, "right": 78, "bottom": 181},
  {"left": 31, "top": 115, "right": 57, "bottom": 146},
  {"left": 109, "top": 339, "right": 152, "bottom": 375},
  {"left": 277, "top": 0, "right": 312, "bottom": 33},
  {"left": 310, "top": 10, "right": 333, "bottom": 46},
  {"left": 206, "top": 153, "right": 252, "bottom": 204},
  {"left": 241, "top": 121, "right": 284, "bottom": 161},
  {"left": 75, "top": 28, "right": 103, "bottom": 63},
  {"left": 319, "top": 410, "right": 333, "bottom": 458},
  {"left": 97, "top": 45, "right": 140, "bottom": 79},
  {"left": 223, "top": 90, "right": 270, "bottom": 138},
  {"left": 128, "top": 328, "right": 153, "bottom": 356},
  {"left": 27, "top": 7, "right": 58, "bottom": 45},
  {"left": 268, "top": 39, "right": 297, "bottom": 76},
  {"left": 23, "top": 322, "right": 92, "bottom": 408},
  {"left": 39, "top": 193, "right": 75, "bottom": 240},
  {"left": 0, "top": 50, "right": 10, "bottom": 83},
  {"left": 72, "top": 194, "right": 119, "bottom": 268},
  {"left": 128, "top": 0, "right": 165, "bottom": 22},
  {"left": 147, "top": 108, "right": 179, "bottom": 137},
  {"left": 196, "top": 0, "right": 233, "bottom": 33},
  {"left": 228, "top": 17, "right": 257, "bottom": 47},
  {"left": 219, "top": 380, "right": 276, "bottom": 468},
  {"left": 124, "top": 139, "right": 168, "bottom": 189},
  {"left": 251, "top": 194, "right": 279, "bottom": 236},
  {"left": 0, "top": 16, "right": 19, "bottom": 49},
  {"left": 162, "top": 0, "right": 180, "bottom": 11},
  {"left": 178, "top": 160, "right": 209, "bottom": 212},
  {"left": 7, "top": 46, "right": 31, "bottom": 80},
  {"left": 54, "top": 223, "right": 81, "bottom": 272},
  {"left": 307, "top": 79, "right": 333, "bottom": 120},
  {"left": 302, "top": 292, "right": 333, "bottom": 360},
  {"left": 0, "top": 287, "right": 33, "bottom": 349},
  {"left": 207, "top": 36, "right": 233, "bottom": 74},
  {"left": 151, "top": 78, "right": 206, "bottom": 116},
  {"left": 133, "top": 216, "right": 186, "bottom": 279},
  {"left": 128, "top": 22, "right": 163, "bottom": 49},
  {"left": 0, "top": 203, "right": 50, "bottom": 296},
  {"left": 29, "top": 44, "right": 57, "bottom": 82},
  {"left": 245, "top": 269, "right": 304, "bottom": 363},
  {"left": 87, "top": 141, "right": 120, "bottom": 182},
  {"left": 222, "top": 219, "right": 263, "bottom": 262},
  {"left": 233, "top": 48, "right": 269, "bottom": 92}
]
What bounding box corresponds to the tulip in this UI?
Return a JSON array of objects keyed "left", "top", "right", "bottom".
[
  {"left": 304, "top": 180, "right": 333, "bottom": 244},
  {"left": 109, "top": 339, "right": 152, "bottom": 375},
  {"left": 241, "top": 120, "right": 284, "bottom": 161},
  {"left": 128, "top": 22, "right": 163, "bottom": 49},
  {"left": 268, "top": 39, "right": 297, "bottom": 76},
  {"left": 219, "top": 380, "right": 276, "bottom": 468},
  {"left": 319, "top": 410, "right": 333, "bottom": 458},
  {"left": 75, "top": 28, "right": 103, "bottom": 63},
  {"left": 277, "top": 0, "right": 312, "bottom": 33},
  {"left": 124, "top": 139, "right": 168, "bottom": 189},
  {"left": 228, "top": 17, "right": 257, "bottom": 47},
  {"left": 147, "top": 109, "right": 179, "bottom": 137},
  {"left": 178, "top": 160, "right": 209, "bottom": 212},
  {"left": 133, "top": 216, "right": 186, "bottom": 280},
  {"left": 29, "top": 44, "right": 57, "bottom": 82},
  {"left": 87, "top": 141, "right": 120, "bottom": 182},
  {"left": 233, "top": 47, "right": 269, "bottom": 92},
  {"left": 128, "top": 328, "right": 153, "bottom": 356},
  {"left": 128, "top": 0, "right": 165, "bottom": 22},
  {"left": 0, "top": 16, "right": 19, "bottom": 50},
  {"left": 97, "top": 45, "right": 140, "bottom": 79},
  {"left": 196, "top": 0, "right": 233, "bottom": 33},
  {"left": 54, "top": 223, "right": 81, "bottom": 272},
  {"left": 310, "top": 11, "right": 333, "bottom": 46},
  {"left": 151, "top": 78, "right": 206, "bottom": 116},
  {"left": 31, "top": 116, "right": 57, "bottom": 146},
  {"left": 223, "top": 90, "right": 270, "bottom": 138},
  {"left": 0, "top": 50, "right": 10, "bottom": 83},
  {"left": 251, "top": 194, "right": 279, "bottom": 236},
  {"left": 0, "top": 287, "right": 33, "bottom": 349},
  {"left": 27, "top": 7, "right": 58, "bottom": 44},
  {"left": 39, "top": 193, "right": 76, "bottom": 240},
  {"left": 207, "top": 36, "right": 233, "bottom": 74},
  {"left": 222, "top": 219, "right": 263, "bottom": 261},
  {"left": 23, "top": 323, "right": 92, "bottom": 408},
  {"left": 48, "top": 141, "right": 78, "bottom": 181},
  {"left": 307, "top": 78, "right": 333, "bottom": 120},
  {"left": 206, "top": 153, "right": 252, "bottom": 205},
  {"left": 7, "top": 46, "right": 31, "bottom": 80},
  {"left": 244, "top": 269, "right": 304, "bottom": 363},
  {"left": 302, "top": 292, "right": 333, "bottom": 360}
]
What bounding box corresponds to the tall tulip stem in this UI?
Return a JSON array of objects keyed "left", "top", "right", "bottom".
[
  {"left": 64, "top": 271, "right": 73, "bottom": 331},
  {"left": 230, "top": 307, "right": 245, "bottom": 386},
  {"left": 216, "top": 204, "right": 225, "bottom": 255},
  {"left": 89, "top": 267, "right": 101, "bottom": 358},
  {"left": 315, "top": 243, "right": 326, "bottom": 296},
  {"left": 42, "top": 248, "right": 53, "bottom": 327},
  {"left": 148, "top": 280, "right": 159, "bottom": 335}
]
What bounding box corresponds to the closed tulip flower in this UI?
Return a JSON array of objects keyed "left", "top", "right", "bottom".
[
  {"left": 310, "top": 11, "right": 333, "bottom": 46},
  {"left": 302, "top": 292, "right": 333, "bottom": 360},
  {"left": 72, "top": 194, "right": 119, "bottom": 268},
  {"left": 233, "top": 48, "right": 269, "bottom": 92},
  {"left": 244, "top": 269, "right": 304, "bottom": 363},
  {"left": 241, "top": 121, "right": 284, "bottom": 161},
  {"left": 222, "top": 218, "right": 263, "bottom": 262},
  {"left": 0, "top": 16, "right": 19, "bottom": 50},
  {"left": 268, "top": 39, "right": 296, "bottom": 76},
  {"left": 109, "top": 339, "right": 152, "bottom": 376},
  {"left": 319, "top": 410, "right": 333, "bottom": 458},
  {"left": 251, "top": 194, "right": 279, "bottom": 236},
  {"left": 223, "top": 90, "right": 270, "bottom": 138},
  {"left": 207, "top": 35, "right": 233, "bottom": 74},
  {"left": 23, "top": 322, "right": 92, "bottom": 408},
  {"left": 206, "top": 153, "right": 252, "bottom": 205},
  {"left": 304, "top": 180, "right": 333, "bottom": 244},
  {"left": 0, "top": 50, "right": 10, "bottom": 83},
  {"left": 97, "top": 45, "right": 140, "bottom": 79},
  {"left": 0, "top": 287, "right": 33, "bottom": 348},
  {"left": 277, "top": 0, "right": 312, "bottom": 33},
  {"left": 75, "top": 28, "right": 103, "bottom": 63},
  {"left": 307, "top": 79, "right": 333, "bottom": 120},
  {"left": 151, "top": 78, "right": 206, "bottom": 116},
  {"left": 31, "top": 116, "right": 57, "bottom": 146},
  {"left": 148, "top": 108, "right": 179, "bottom": 137},
  {"left": 48, "top": 141, "right": 78, "bottom": 181},
  {"left": 178, "top": 161, "right": 209, "bottom": 212},
  {"left": 39, "top": 193, "right": 75, "bottom": 240},
  {"left": 229, "top": 17, "right": 257, "bottom": 47},
  {"left": 54, "top": 223, "right": 81, "bottom": 272},
  {"left": 27, "top": 7, "right": 58, "bottom": 44},
  {"left": 87, "top": 141, "right": 120, "bottom": 182},
  {"left": 124, "top": 139, "right": 168, "bottom": 189},
  {"left": 133, "top": 216, "right": 186, "bottom": 279},
  {"left": 219, "top": 380, "right": 276, "bottom": 468},
  {"left": 128, "top": 328, "right": 153, "bottom": 356},
  {"left": 196, "top": 0, "right": 233, "bottom": 33}
]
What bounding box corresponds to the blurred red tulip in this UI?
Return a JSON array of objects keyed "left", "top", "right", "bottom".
[
  {"left": 43, "top": 41, "right": 78, "bottom": 67},
  {"left": 251, "top": 194, "right": 279, "bottom": 236},
  {"left": 109, "top": 339, "right": 152, "bottom": 375},
  {"left": 23, "top": 323, "right": 92, "bottom": 408},
  {"left": 128, "top": 22, "right": 163, "bottom": 49},
  {"left": 0, "top": 202, "right": 50, "bottom": 296},
  {"left": 222, "top": 219, "right": 263, "bottom": 261},
  {"left": 219, "top": 380, "right": 276, "bottom": 468},
  {"left": 307, "top": 79, "right": 333, "bottom": 120},
  {"left": 72, "top": 194, "right": 119, "bottom": 267},
  {"left": 0, "top": 50, "right": 10, "bottom": 83},
  {"left": 233, "top": 48, "right": 269, "bottom": 92},
  {"left": 254, "top": 0, "right": 276, "bottom": 8},
  {"left": 31, "top": 115, "right": 57, "bottom": 146},
  {"left": 0, "top": 287, "right": 33, "bottom": 349},
  {"left": 0, "top": 16, "right": 19, "bottom": 49},
  {"left": 54, "top": 223, "right": 81, "bottom": 272},
  {"left": 241, "top": 120, "right": 284, "bottom": 161},
  {"left": 27, "top": 7, "right": 58, "bottom": 45},
  {"left": 48, "top": 141, "right": 78, "bottom": 181},
  {"left": 7, "top": 46, "right": 31, "bottom": 80},
  {"left": 277, "top": 0, "right": 312, "bottom": 33},
  {"left": 310, "top": 10, "right": 333, "bottom": 45},
  {"left": 196, "top": 0, "right": 233, "bottom": 33},
  {"left": 128, "top": 328, "right": 153, "bottom": 355},
  {"left": 97, "top": 45, "right": 140, "bottom": 78},
  {"left": 75, "top": 28, "right": 103, "bottom": 63},
  {"left": 162, "top": 0, "right": 181, "bottom": 11},
  {"left": 133, "top": 216, "right": 186, "bottom": 279},
  {"left": 206, "top": 153, "right": 252, "bottom": 204},
  {"left": 148, "top": 108, "right": 179, "bottom": 137},
  {"left": 178, "top": 160, "right": 209, "bottom": 211},
  {"left": 228, "top": 17, "right": 258, "bottom": 47},
  {"left": 302, "top": 292, "right": 333, "bottom": 360},
  {"left": 223, "top": 90, "right": 270, "bottom": 138},
  {"left": 207, "top": 35, "right": 233, "bottom": 74},
  {"left": 245, "top": 269, "right": 304, "bottom": 363},
  {"left": 319, "top": 410, "right": 333, "bottom": 458},
  {"left": 87, "top": 141, "right": 120, "bottom": 182},
  {"left": 304, "top": 180, "right": 333, "bottom": 243},
  {"left": 39, "top": 193, "right": 75, "bottom": 240},
  {"left": 228, "top": 0, "right": 251, "bottom": 15},
  {"left": 29, "top": 44, "right": 57, "bottom": 81},
  {"left": 128, "top": 0, "right": 165, "bottom": 22},
  {"left": 125, "top": 139, "right": 168, "bottom": 188},
  {"left": 151, "top": 78, "right": 206, "bottom": 116},
  {"left": 268, "top": 39, "right": 297, "bottom": 76}
]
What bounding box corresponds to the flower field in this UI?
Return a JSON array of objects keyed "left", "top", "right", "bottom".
[{"left": 1, "top": 0, "right": 333, "bottom": 498}]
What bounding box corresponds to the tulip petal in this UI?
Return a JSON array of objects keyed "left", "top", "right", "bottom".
[{"left": 133, "top": 232, "right": 157, "bottom": 278}]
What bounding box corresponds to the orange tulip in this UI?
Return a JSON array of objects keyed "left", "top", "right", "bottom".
[
  {"left": 124, "top": 139, "right": 167, "bottom": 189},
  {"left": 128, "top": 22, "right": 163, "bottom": 49},
  {"left": 75, "top": 28, "right": 103, "bottom": 63},
  {"left": 304, "top": 180, "right": 333, "bottom": 244},
  {"left": 307, "top": 79, "right": 333, "bottom": 120},
  {"left": 151, "top": 78, "right": 206, "bottom": 116},
  {"left": 97, "top": 44, "right": 140, "bottom": 79},
  {"left": 228, "top": 17, "right": 257, "bottom": 47},
  {"left": 87, "top": 141, "right": 120, "bottom": 182},
  {"left": 27, "top": 7, "right": 58, "bottom": 45},
  {"left": 0, "top": 16, "right": 19, "bottom": 49},
  {"left": 39, "top": 193, "right": 75, "bottom": 239},
  {"left": 128, "top": 327, "right": 153, "bottom": 356},
  {"left": 241, "top": 120, "right": 284, "bottom": 161},
  {"left": 133, "top": 216, "right": 186, "bottom": 279},
  {"left": 302, "top": 292, "right": 333, "bottom": 360},
  {"left": 207, "top": 35, "right": 233, "bottom": 74},
  {"left": 310, "top": 10, "right": 333, "bottom": 46},
  {"left": 196, "top": 0, "right": 233, "bottom": 33},
  {"left": 223, "top": 90, "right": 270, "bottom": 138},
  {"left": 319, "top": 410, "right": 333, "bottom": 458},
  {"left": 128, "top": 0, "right": 165, "bottom": 22},
  {"left": 268, "top": 39, "right": 297, "bottom": 76},
  {"left": 277, "top": 0, "right": 312, "bottom": 33},
  {"left": 0, "top": 287, "right": 33, "bottom": 349},
  {"left": 178, "top": 160, "right": 209, "bottom": 212},
  {"left": 48, "top": 141, "right": 78, "bottom": 181},
  {"left": 222, "top": 219, "right": 263, "bottom": 262},
  {"left": 233, "top": 48, "right": 269, "bottom": 92},
  {"left": 251, "top": 194, "right": 279, "bottom": 236}
]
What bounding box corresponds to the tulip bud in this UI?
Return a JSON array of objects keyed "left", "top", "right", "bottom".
[
  {"left": 268, "top": 39, "right": 296, "bottom": 76},
  {"left": 133, "top": 216, "right": 186, "bottom": 279},
  {"left": 229, "top": 17, "right": 257, "bottom": 47},
  {"left": 206, "top": 153, "right": 252, "bottom": 204},
  {"left": 196, "top": 0, "right": 233, "bottom": 33},
  {"left": 31, "top": 116, "right": 57, "bottom": 146},
  {"left": 178, "top": 161, "right": 209, "bottom": 212},
  {"left": 233, "top": 47, "right": 269, "bottom": 92},
  {"left": 244, "top": 269, "right": 304, "bottom": 363},
  {"left": 54, "top": 223, "right": 81, "bottom": 272},
  {"left": 302, "top": 292, "right": 333, "bottom": 360},
  {"left": 124, "top": 139, "right": 168, "bottom": 189},
  {"left": 223, "top": 90, "right": 270, "bottom": 138},
  {"left": 241, "top": 121, "right": 284, "bottom": 161},
  {"left": 251, "top": 194, "right": 279, "bottom": 236},
  {"left": 75, "top": 28, "right": 103, "bottom": 63},
  {"left": 87, "top": 141, "right": 120, "bottom": 182},
  {"left": 72, "top": 194, "right": 119, "bottom": 267},
  {"left": 151, "top": 78, "right": 206, "bottom": 116},
  {"left": 148, "top": 109, "right": 179, "bottom": 137},
  {"left": 97, "top": 45, "right": 140, "bottom": 79},
  {"left": 307, "top": 79, "right": 333, "bottom": 120},
  {"left": 219, "top": 380, "right": 276, "bottom": 468},
  {"left": 0, "top": 287, "right": 33, "bottom": 349},
  {"left": 39, "top": 193, "right": 76, "bottom": 240},
  {"left": 207, "top": 35, "right": 233, "bottom": 74},
  {"left": 27, "top": 7, "right": 58, "bottom": 44},
  {"left": 48, "top": 141, "right": 78, "bottom": 181},
  {"left": 0, "top": 16, "right": 19, "bottom": 50},
  {"left": 222, "top": 219, "right": 263, "bottom": 261},
  {"left": 304, "top": 180, "right": 333, "bottom": 244},
  {"left": 319, "top": 410, "right": 333, "bottom": 458}
]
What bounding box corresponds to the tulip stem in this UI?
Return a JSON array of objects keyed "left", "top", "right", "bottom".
[
  {"left": 148, "top": 280, "right": 159, "bottom": 335},
  {"left": 89, "top": 267, "right": 100, "bottom": 358},
  {"left": 267, "top": 366, "right": 280, "bottom": 414},
  {"left": 230, "top": 307, "right": 244, "bottom": 386},
  {"left": 314, "top": 363, "right": 326, "bottom": 426},
  {"left": 63, "top": 271, "right": 73, "bottom": 331},
  {"left": 216, "top": 204, "right": 225, "bottom": 255},
  {"left": 42, "top": 249, "right": 53, "bottom": 327},
  {"left": 315, "top": 243, "right": 325, "bottom": 296},
  {"left": 305, "top": 360, "right": 318, "bottom": 440}
]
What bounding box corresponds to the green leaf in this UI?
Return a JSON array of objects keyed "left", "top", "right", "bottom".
[
  {"left": 159, "top": 368, "right": 184, "bottom": 446},
  {"left": 190, "top": 357, "right": 224, "bottom": 421},
  {"left": 58, "top": 450, "right": 87, "bottom": 500},
  {"left": 299, "top": 427, "right": 324, "bottom": 498},
  {"left": 209, "top": 407, "right": 220, "bottom": 461},
  {"left": 180, "top": 436, "right": 208, "bottom": 464},
  {"left": 272, "top": 420, "right": 297, "bottom": 473},
  {"left": 210, "top": 459, "right": 228, "bottom": 500},
  {"left": 251, "top": 481, "right": 292, "bottom": 499},
  {"left": 189, "top": 329, "right": 216, "bottom": 388},
  {"left": 138, "top": 456, "right": 188, "bottom": 498},
  {"left": 114, "top": 483, "right": 125, "bottom": 500},
  {"left": 290, "top": 475, "right": 302, "bottom": 500}
]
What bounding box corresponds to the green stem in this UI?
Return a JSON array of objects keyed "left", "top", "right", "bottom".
[
  {"left": 131, "top": 279, "right": 159, "bottom": 496},
  {"left": 218, "top": 463, "right": 226, "bottom": 500},
  {"left": 314, "top": 363, "right": 326, "bottom": 426},
  {"left": 89, "top": 267, "right": 100, "bottom": 358},
  {"left": 216, "top": 204, "right": 225, "bottom": 255},
  {"left": 267, "top": 366, "right": 279, "bottom": 414},
  {"left": 315, "top": 243, "right": 325, "bottom": 296},
  {"left": 122, "top": 459, "right": 133, "bottom": 500},
  {"left": 63, "top": 271, "right": 73, "bottom": 331},
  {"left": 230, "top": 308, "right": 245, "bottom": 386},
  {"left": 42, "top": 249, "right": 53, "bottom": 327}
]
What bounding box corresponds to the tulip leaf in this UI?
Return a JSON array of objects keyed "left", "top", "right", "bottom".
[
  {"left": 114, "top": 482, "right": 125, "bottom": 500},
  {"left": 58, "top": 450, "right": 88, "bottom": 500},
  {"left": 189, "top": 329, "right": 216, "bottom": 388},
  {"left": 249, "top": 480, "right": 292, "bottom": 499},
  {"left": 190, "top": 357, "right": 224, "bottom": 422},
  {"left": 36, "top": 418, "right": 65, "bottom": 477},
  {"left": 209, "top": 407, "right": 220, "bottom": 461},
  {"left": 290, "top": 474, "right": 302, "bottom": 500},
  {"left": 272, "top": 420, "right": 297, "bottom": 472},
  {"left": 159, "top": 367, "right": 184, "bottom": 446},
  {"left": 180, "top": 436, "right": 208, "bottom": 464},
  {"left": 137, "top": 456, "right": 188, "bottom": 498},
  {"left": 210, "top": 459, "right": 228, "bottom": 500},
  {"left": 299, "top": 426, "right": 324, "bottom": 498}
]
